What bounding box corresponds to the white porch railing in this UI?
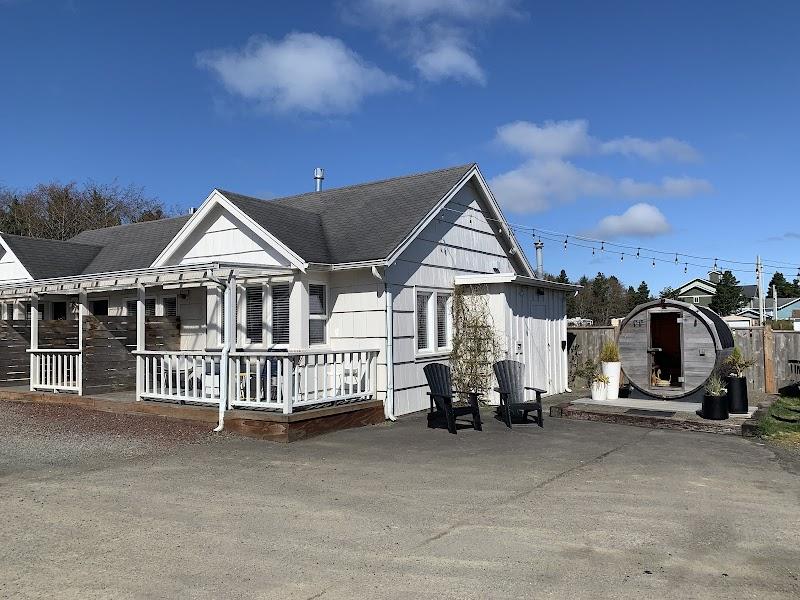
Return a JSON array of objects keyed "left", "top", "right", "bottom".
[
  {"left": 134, "top": 349, "right": 379, "bottom": 414},
  {"left": 136, "top": 351, "right": 223, "bottom": 404},
  {"left": 28, "top": 349, "right": 81, "bottom": 394},
  {"left": 230, "top": 350, "right": 379, "bottom": 413}
]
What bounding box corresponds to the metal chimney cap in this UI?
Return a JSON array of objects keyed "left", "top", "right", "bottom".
[{"left": 313, "top": 167, "right": 325, "bottom": 192}]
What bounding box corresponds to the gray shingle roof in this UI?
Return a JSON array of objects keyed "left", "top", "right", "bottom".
[
  {"left": 1, "top": 234, "right": 101, "bottom": 279},
  {"left": 1, "top": 164, "right": 478, "bottom": 281},
  {"left": 68, "top": 216, "right": 191, "bottom": 273},
  {"left": 222, "top": 163, "right": 475, "bottom": 264}
]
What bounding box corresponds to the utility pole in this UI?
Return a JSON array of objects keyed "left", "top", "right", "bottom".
[{"left": 756, "top": 255, "right": 765, "bottom": 326}]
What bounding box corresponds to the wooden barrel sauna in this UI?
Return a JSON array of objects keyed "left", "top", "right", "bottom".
[{"left": 617, "top": 299, "right": 734, "bottom": 400}]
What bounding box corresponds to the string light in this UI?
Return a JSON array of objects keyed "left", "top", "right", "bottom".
[
  {"left": 564, "top": 236, "right": 568, "bottom": 250},
  {"left": 652, "top": 259, "right": 656, "bottom": 268},
  {"left": 713, "top": 258, "right": 718, "bottom": 270},
  {"left": 600, "top": 242, "right": 605, "bottom": 252},
  {"left": 636, "top": 248, "right": 640, "bottom": 259},
  {"left": 620, "top": 254, "right": 624, "bottom": 262},
  {"left": 675, "top": 254, "right": 679, "bottom": 264},
  {"left": 684, "top": 263, "right": 688, "bottom": 274}
]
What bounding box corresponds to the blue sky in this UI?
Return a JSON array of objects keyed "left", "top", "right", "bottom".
[{"left": 1, "top": 0, "right": 798, "bottom": 291}]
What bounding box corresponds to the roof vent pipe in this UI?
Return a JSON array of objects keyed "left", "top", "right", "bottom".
[
  {"left": 314, "top": 167, "right": 325, "bottom": 192},
  {"left": 534, "top": 240, "right": 544, "bottom": 279}
]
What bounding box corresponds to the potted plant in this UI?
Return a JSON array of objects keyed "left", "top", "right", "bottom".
[
  {"left": 599, "top": 341, "right": 621, "bottom": 400},
  {"left": 698, "top": 374, "right": 728, "bottom": 420},
  {"left": 591, "top": 373, "right": 610, "bottom": 401},
  {"left": 722, "top": 347, "right": 753, "bottom": 414}
]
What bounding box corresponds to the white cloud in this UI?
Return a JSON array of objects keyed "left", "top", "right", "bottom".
[
  {"left": 489, "top": 158, "right": 712, "bottom": 214},
  {"left": 600, "top": 136, "right": 701, "bottom": 162},
  {"left": 591, "top": 203, "right": 672, "bottom": 239},
  {"left": 496, "top": 120, "right": 593, "bottom": 158},
  {"left": 495, "top": 119, "right": 702, "bottom": 163},
  {"left": 414, "top": 39, "right": 485, "bottom": 84},
  {"left": 197, "top": 32, "right": 407, "bottom": 115},
  {"left": 342, "top": 0, "right": 518, "bottom": 86},
  {"left": 345, "top": 0, "right": 519, "bottom": 23}
]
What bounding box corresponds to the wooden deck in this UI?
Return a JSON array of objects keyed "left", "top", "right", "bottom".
[{"left": 0, "top": 386, "right": 385, "bottom": 443}]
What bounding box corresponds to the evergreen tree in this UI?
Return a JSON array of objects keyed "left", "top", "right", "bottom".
[
  {"left": 659, "top": 286, "right": 679, "bottom": 300},
  {"left": 768, "top": 272, "right": 800, "bottom": 297},
  {"left": 710, "top": 271, "right": 747, "bottom": 316}
]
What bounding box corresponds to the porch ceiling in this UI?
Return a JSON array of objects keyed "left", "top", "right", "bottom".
[{"left": 0, "top": 262, "right": 297, "bottom": 298}]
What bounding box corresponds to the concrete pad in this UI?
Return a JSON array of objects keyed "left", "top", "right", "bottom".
[{"left": 0, "top": 403, "right": 798, "bottom": 599}]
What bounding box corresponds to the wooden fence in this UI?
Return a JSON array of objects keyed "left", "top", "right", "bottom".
[
  {"left": 0, "top": 320, "right": 79, "bottom": 387},
  {"left": 0, "top": 317, "right": 180, "bottom": 393},
  {"left": 567, "top": 325, "right": 800, "bottom": 394}
]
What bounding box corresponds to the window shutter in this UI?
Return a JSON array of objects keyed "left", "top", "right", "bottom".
[
  {"left": 245, "top": 287, "right": 263, "bottom": 343},
  {"left": 437, "top": 294, "right": 449, "bottom": 348},
  {"left": 145, "top": 299, "right": 156, "bottom": 317},
  {"left": 417, "top": 292, "right": 430, "bottom": 350},
  {"left": 272, "top": 283, "right": 290, "bottom": 345},
  {"left": 163, "top": 297, "right": 178, "bottom": 318}
]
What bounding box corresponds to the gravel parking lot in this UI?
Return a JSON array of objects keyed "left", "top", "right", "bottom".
[{"left": 1, "top": 400, "right": 799, "bottom": 599}]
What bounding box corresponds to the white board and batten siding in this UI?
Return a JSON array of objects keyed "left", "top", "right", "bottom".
[
  {"left": 486, "top": 283, "right": 569, "bottom": 404},
  {"left": 386, "top": 182, "right": 518, "bottom": 416}
]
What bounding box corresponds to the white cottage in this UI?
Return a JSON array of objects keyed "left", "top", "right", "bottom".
[{"left": 0, "top": 164, "right": 575, "bottom": 427}]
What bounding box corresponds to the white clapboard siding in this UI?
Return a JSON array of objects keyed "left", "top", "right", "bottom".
[{"left": 387, "top": 182, "right": 519, "bottom": 416}]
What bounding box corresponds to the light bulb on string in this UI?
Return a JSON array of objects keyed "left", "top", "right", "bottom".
[
  {"left": 620, "top": 254, "right": 624, "bottom": 262},
  {"left": 652, "top": 259, "right": 656, "bottom": 268},
  {"left": 600, "top": 241, "right": 605, "bottom": 252},
  {"left": 636, "top": 248, "right": 640, "bottom": 259},
  {"left": 592, "top": 247, "right": 595, "bottom": 256},
  {"left": 564, "top": 236, "right": 568, "bottom": 251},
  {"left": 675, "top": 254, "right": 679, "bottom": 264},
  {"left": 713, "top": 258, "right": 718, "bottom": 270},
  {"left": 684, "top": 263, "right": 688, "bottom": 274}
]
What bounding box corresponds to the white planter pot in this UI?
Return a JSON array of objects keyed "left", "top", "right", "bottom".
[
  {"left": 602, "top": 361, "right": 621, "bottom": 400},
  {"left": 590, "top": 381, "right": 607, "bottom": 401}
]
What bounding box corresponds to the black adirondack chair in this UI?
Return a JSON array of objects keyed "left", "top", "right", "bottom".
[
  {"left": 423, "top": 363, "right": 482, "bottom": 434},
  {"left": 493, "top": 360, "right": 544, "bottom": 429}
]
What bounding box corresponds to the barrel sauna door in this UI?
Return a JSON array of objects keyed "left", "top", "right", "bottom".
[{"left": 648, "top": 310, "right": 683, "bottom": 392}]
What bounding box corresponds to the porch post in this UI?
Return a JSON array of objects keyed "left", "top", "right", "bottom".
[
  {"left": 223, "top": 273, "right": 237, "bottom": 409},
  {"left": 136, "top": 284, "right": 146, "bottom": 401},
  {"left": 77, "top": 290, "right": 86, "bottom": 396},
  {"left": 29, "top": 295, "right": 39, "bottom": 392}
]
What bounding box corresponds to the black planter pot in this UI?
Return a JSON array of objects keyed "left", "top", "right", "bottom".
[
  {"left": 698, "top": 393, "right": 729, "bottom": 420},
  {"left": 727, "top": 376, "right": 749, "bottom": 414}
]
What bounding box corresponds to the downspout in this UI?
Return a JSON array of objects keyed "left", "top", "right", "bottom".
[
  {"left": 372, "top": 266, "right": 396, "bottom": 421},
  {"left": 213, "top": 270, "right": 234, "bottom": 432}
]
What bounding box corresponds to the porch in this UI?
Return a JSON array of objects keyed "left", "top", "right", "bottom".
[{"left": 0, "top": 262, "right": 383, "bottom": 429}]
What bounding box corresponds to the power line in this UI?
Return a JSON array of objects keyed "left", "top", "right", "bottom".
[{"left": 438, "top": 205, "right": 800, "bottom": 275}]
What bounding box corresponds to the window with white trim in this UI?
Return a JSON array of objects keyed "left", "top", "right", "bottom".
[
  {"left": 416, "top": 290, "right": 453, "bottom": 353},
  {"left": 309, "top": 284, "right": 327, "bottom": 345},
  {"left": 245, "top": 286, "right": 263, "bottom": 344},
  {"left": 693, "top": 296, "right": 700, "bottom": 304},
  {"left": 271, "top": 283, "right": 290, "bottom": 345},
  {"left": 126, "top": 298, "right": 156, "bottom": 317}
]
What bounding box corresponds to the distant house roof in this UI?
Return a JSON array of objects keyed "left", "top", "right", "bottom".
[
  {"left": 221, "top": 163, "right": 475, "bottom": 264},
  {"left": 676, "top": 276, "right": 757, "bottom": 298}
]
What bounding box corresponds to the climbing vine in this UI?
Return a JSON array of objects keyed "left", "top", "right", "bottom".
[{"left": 450, "top": 285, "right": 504, "bottom": 401}]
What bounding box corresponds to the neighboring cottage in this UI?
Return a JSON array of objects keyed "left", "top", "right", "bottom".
[
  {"left": 674, "top": 270, "right": 758, "bottom": 308},
  {"left": 0, "top": 164, "right": 577, "bottom": 423}
]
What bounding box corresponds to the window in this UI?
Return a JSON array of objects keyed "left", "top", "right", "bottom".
[
  {"left": 436, "top": 294, "right": 452, "bottom": 349},
  {"left": 163, "top": 297, "right": 178, "bottom": 318},
  {"left": 52, "top": 302, "right": 68, "bottom": 321},
  {"left": 24, "top": 302, "right": 44, "bottom": 320},
  {"left": 417, "top": 290, "right": 452, "bottom": 354},
  {"left": 271, "top": 283, "right": 290, "bottom": 345},
  {"left": 309, "top": 284, "right": 327, "bottom": 345},
  {"left": 90, "top": 300, "right": 109, "bottom": 316},
  {"left": 127, "top": 298, "right": 156, "bottom": 316},
  {"left": 693, "top": 296, "right": 700, "bottom": 304},
  {"left": 417, "top": 292, "right": 432, "bottom": 351},
  {"left": 245, "top": 286, "right": 263, "bottom": 344}
]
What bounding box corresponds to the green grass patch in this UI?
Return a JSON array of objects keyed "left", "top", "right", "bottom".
[{"left": 759, "top": 397, "right": 800, "bottom": 445}]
